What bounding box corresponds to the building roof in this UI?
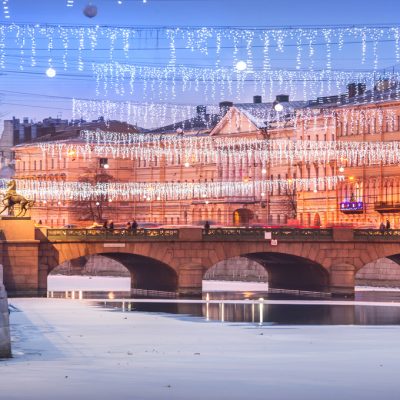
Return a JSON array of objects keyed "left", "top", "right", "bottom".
[
  {"left": 149, "top": 112, "right": 221, "bottom": 134},
  {"left": 234, "top": 101, "right": 308, "bottom": 129},
  {"left": 26, "top": 120, "right": 141, "bottom": 144}
]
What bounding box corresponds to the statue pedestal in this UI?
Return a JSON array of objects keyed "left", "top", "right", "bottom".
[{"left": 0, "top": 218, "right": 35, "bottom": 240}]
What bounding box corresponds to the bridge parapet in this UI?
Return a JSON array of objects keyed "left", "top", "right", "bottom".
[
  {"left": 354, "top": 229, "right": 400, "bottom": 241},
  {"left": 203, "top": 228, "right": 334, "bottom": 241},
  {"left": 46, "top": 228, "right": 179, "bottom": 241}
]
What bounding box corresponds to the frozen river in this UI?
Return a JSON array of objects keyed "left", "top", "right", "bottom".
[{"left": 1, "top": 298, "right": 400, "bottom": 400}]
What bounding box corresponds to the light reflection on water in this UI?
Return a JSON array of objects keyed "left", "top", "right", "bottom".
[{"left": 127, "top": 291, "right": 400, "bottom": 326}]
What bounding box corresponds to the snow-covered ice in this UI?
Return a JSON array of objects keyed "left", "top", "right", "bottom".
[
  {"left": 48, "top": 275, "right": 131, "bottom": 291},
  {"left": 1, "top": 298, "right": 400, "bottom": 400},
  {"left": 202, "top": 279, "right": 268, "bottom": 291}
]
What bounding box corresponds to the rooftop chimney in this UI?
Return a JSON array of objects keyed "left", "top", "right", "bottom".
[
  {"left": 219, "top": 101, "right": 233, "bottom": 117},
  {"left": 253, "top": 95, "right": 262, "bottom": 104},
  {"left": 196, "top": 105, "right": 207, "bottom": 119},
  {"left": 275, "top": 94, "right": 289, "bottom": 103}
]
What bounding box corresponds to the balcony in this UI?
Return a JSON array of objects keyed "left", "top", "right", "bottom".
[
  {"left": 374, "top": 202, "right": 400, "bottom": 213},
  {"left": 340, "top": 201, "right": 364, "bottom": 214}
]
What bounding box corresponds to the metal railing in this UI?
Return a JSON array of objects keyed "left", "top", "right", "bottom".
[
  {"left": 46, "top": 228, "right": 179, "bottom": 241},
  {"left": 130, "top": 288, "right": 178, "bottom": 298},
  {"left": 354, "top": 229, "right": 400, "bottom": 241},
  {"left": 202, "top": 227, "right": 333, "bottom": 241}
]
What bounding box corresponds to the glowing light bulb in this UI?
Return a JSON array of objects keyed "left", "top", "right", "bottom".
[
  {"left": 184, "top": 162, "right": 190, "bottom": 168},
  {"left": 103, "top": 163, "right": 109, "bottom": 169},
  {"left": 95, "top": 201, "right": 100, "bottom": 206},
  {"left": 46, "top": 67, "right": 56, "bottom": 78},
  {"left": 313, "top": 189, "right": 318, "bottom": 193},
  {"left": 261, "top": 168, "right": 267, "bottom": 175},
  {"left": 339, "top": 166, "right": 345, "bottom": 173},
  {"left": 205, "top": 200, "right": 209, "bottom": 204},
  {"left": 108, "top": 198, "right": 112, "bottom": 202},
  {"left": 274, "top": 103, "right": 284, "bottom": 112},
  {"left": 261, "top": 192, "right": 266, "bottom": 197},
  {"left": 235, "top": 60, "right": 247, "bottom": 71}
]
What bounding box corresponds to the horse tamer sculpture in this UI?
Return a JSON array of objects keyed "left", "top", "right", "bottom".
[{"left": 0, "top": 180, "right": 35, "bottom": 217}]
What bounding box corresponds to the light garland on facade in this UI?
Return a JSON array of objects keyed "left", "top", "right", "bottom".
[
  {"left": 0, "top": 176, "right": 345, "bottom": 202},
  {"left": 39, "top": 131, "right": 400, "bottom": 167}
]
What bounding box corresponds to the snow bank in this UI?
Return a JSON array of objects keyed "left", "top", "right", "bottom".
[
  {"left": 2, "top": 298, "right": 400, "bottom": 400},
  {"left": 202, "top": 280, "right": 268, "bottom": 292},
  {"left": 47, "top": 275, "right": 131, "bottom": 291}
]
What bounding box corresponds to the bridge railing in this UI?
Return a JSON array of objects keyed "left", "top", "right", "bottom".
[
  {"left": 354, "top": 229, "right": 400, "bottom": 240},
  {"left": 202, "top": 227, "right": 333, "bottom": 241},
  {"left": 46, "top": 228, "right": 179, "bottom": 241}
]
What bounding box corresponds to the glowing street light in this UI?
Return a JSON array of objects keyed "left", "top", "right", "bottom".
[
  {"left": 235, "top": 60, "right": 247, "bottom": 71},
  {"left": 46, "top": 67, "right": 56, "bottom": 78}
]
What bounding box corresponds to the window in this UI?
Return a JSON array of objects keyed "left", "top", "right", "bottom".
[{"left": 99, "top": 158, "right": 109, "bottom": 168}]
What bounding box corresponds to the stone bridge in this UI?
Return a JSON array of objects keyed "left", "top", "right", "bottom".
[{"left": 1, "top": 219, "right": 400, "bottom": 297}]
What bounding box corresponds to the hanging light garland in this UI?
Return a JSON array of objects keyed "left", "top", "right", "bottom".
[
  {"left": 92, "top": 61, "right": 400, "bottom": 102},
  {"left": 0, "top": 23, "right": 399, "bottom": 76},
  {"left": 72, "top": 96, "right": 400, "bottom": 133},
  {"left": 38, "top": 129, "right": 400, "bottom": 167},
  {"left": 72, "top": 98, "right": 221, "bottom": 129},
  {"left": 2, "top": 0, "right": 10, "bottom": 19},
  {"left": 0, "top": 176, "right": 345, "bottom": 202}
]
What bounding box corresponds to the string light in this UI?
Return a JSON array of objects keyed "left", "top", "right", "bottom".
[
  {"left": 91, "top": 61, "right": 396, "bottom": 102},
  {"left": 2, "top": 0, "right": 10, "bottom": 19},
  {"left": 0, "top": 23, "right": 398, "bottom": 81},
  {"left": 0, "top": 176, "right": 345, "bottom": 202},
  {"left": 37, "top": 130, "right": 400, "bottom": 168}
]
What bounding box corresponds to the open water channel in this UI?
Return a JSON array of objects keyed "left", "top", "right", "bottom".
[
  {"left": 47, "top": 276, "right": 400, "bottom": 325},
  {"left": 123, "top": 290, "right": 400, "bottom": 326}
]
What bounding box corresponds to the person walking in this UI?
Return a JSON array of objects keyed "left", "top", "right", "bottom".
[
  {"left": 108, "top": 220, "right": 114, "bottom": 231},
  {"left": 204, "top": 220, "right": 210, "bottom": 234},
  {"left": 131, "top": 219, "right": 138, "bottom": 233},
  {"left": 386, "top": 219, "right": 391, "bottom": 231},
  {"left": 102, "top": 220, "right": 108, "bottom": 230},
  {"left": 379, "top": 221, "right": 385, "bottom": 234}
]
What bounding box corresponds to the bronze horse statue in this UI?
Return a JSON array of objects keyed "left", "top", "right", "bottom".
[{"left": 0, "top": 180, "right": 35, "bottom": 217}]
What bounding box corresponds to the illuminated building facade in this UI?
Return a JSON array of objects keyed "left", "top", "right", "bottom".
[{"left": 11, "top": 87, "right": 400, "bottom": 229}]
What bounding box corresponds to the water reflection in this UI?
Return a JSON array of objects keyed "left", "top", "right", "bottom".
[{"left": 128, "top": 291, "right": 400, "bottom": 325}]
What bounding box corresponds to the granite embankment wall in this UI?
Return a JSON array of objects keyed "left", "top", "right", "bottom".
[{"left": 0, "top": 265, "right": 11, "bottom": 358}]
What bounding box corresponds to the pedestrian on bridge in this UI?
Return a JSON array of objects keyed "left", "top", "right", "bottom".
[
  {"left": 131, "top": 219, "right": 138, "bottom": 234},
  {"left": 386, "top": 219, "right": 391, "bottom": 231},
  {"left": 379, "top": 222, "right": 385, "bottom": 234}
]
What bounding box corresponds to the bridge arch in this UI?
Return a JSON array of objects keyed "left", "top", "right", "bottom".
[
  {"left": 47, "top": 252, "right": 178, "bottom": 292},
  {"left": 40, "top": 242, "right": 179, "bottom": 293},
  {"left": 243, "top": 252, "right": 329, "bottom": 292},
  {"left": 204, "top": 250, "right": 329, "bottom": 292}
]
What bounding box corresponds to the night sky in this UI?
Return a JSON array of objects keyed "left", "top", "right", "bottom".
[{"left": 0, "top": 0, "right": 399, "bottom": 125}]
